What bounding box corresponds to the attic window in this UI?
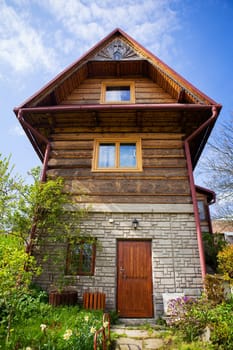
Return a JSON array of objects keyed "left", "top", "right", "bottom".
[
  {"left": 101, "top": 81, "right": 135, "bottom": 103},
  {"left": 92, "top": 138, "right": 142, "bottom": 172}
]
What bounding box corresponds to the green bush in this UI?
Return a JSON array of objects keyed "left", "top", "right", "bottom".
[
  {"left": 0, "top": 234, "right": 40, "bottom": 345},
  {"left": 167, "top": 296, "right": 211, "bottom": 342},
  {"left": 203, "top": 232, "right": 226, "bottom": 272},
  {"left": 168, "top": 296, "right": 233, "bottom": 349},
  {"left": 204, "top": 274, "right": 225, "bottom": 304},
  {"left": 218, "top": 244, "right": 233, "bottom": 282},
  {"left": 208, "top": 300, "right": 233, "bottom": 350}
]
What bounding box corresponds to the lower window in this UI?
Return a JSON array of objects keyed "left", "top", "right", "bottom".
[
  {"left": 66, "top": 240, "right": 96, "bottom": 275},
  {"left": 92, "top": 138, "right": 142, "bottom": 171}
]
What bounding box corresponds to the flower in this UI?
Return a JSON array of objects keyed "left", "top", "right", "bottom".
[
  {"left": 40, "top": 324, "right": 47, "bottom": 332},
  {"left": 63, "top": 329, "right": 73, "bottom": 340},
  {"left": 90, "top": 326, "right": 96, "bottom": 334},
  {"left": 103, "top": 321, "right": 109, "bottom": 328},
  {"left": 26, "top": 347, "right": 32, "bottom": 350},
  {"left": 84, "top": 315, "right": 89, "bottom": 322}
]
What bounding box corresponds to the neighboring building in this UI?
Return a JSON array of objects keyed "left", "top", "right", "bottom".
[
  {"left": 212, "top": 220, "right": 233, "bottom": 244},
  {"left": 14, "top": 29, "right": 221, "bottom": 318},
  {"left": 196, "top": 185, "right": 215, "bottom": 234}
]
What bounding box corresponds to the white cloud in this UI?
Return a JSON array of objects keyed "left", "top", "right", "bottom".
[
  {"left": 38, "top": 0, "right": 180, "bottom": 59},
  {"left": 0, "top": 0, "right": 181, "bottom": 78},
  {"left": 0, "top": 1, "right": 59, "bottom": 74},
  {"left": 9, "top": 125, "right": 24, "bottom": 136}
]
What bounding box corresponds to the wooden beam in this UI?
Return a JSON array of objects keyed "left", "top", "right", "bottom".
[{"left": 178, "top": 88, "right": 185, "bottom": 103}]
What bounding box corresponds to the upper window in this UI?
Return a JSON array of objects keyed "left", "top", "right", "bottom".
[
  {"left": 92, "top": 139, "right": 142, "bottom": 172},
  {"left": 101, "top": 81, "right": 135, "bottom": 104},
  {"left": 65, "top": 240, "right": 96, "bottom": 276}
]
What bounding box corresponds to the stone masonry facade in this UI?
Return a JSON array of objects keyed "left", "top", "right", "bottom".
[{"left": 36, "top": 206, "right": 203, "bottom": 317}]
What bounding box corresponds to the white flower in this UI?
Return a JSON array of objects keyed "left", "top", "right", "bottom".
[
  {"left": 63, "top": 329, "right": 73, "bottom": 340},
  {"left": 40, "top": 324, "right": 47, "bottom": 332},
  {"left": 103, "top": 321, "right": 109, "bottom": 328},
  {"left": 26, "top": 347, "right": 32, "bottom": 350},
  {"left": 84, "top": 315, "right": 89, "bottom": 322},
  {"left": 90, "top": 326, "right": 96, "bottom": 334}
]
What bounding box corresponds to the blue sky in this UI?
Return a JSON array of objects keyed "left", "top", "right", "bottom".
[{"left": 1, "top": 0, "right": 233, "bottom": 184}]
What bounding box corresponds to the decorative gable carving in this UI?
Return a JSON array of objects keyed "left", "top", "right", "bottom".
[{"left": 93, "top": 38, "right": 141, "bottom": 60}]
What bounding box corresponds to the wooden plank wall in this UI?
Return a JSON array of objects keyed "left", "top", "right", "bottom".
[
  {"left": 46, "top": 76, "right": 191, "bottom": 204},
  {"left": 47, "top": 131, "right": 190, "bottom": 204},
  {"left": 61, "top": 77, "right": 176, "bottom": 105}
]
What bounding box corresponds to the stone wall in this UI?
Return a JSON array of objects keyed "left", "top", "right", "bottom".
[{"left": 35, "top": 204, "right": 203, "bottom": 317}]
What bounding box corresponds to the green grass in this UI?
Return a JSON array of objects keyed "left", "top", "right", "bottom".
[{"left": 0, "top": 303, "right": 104, "bottom": 350}]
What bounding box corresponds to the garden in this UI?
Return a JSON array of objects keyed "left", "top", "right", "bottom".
[
  {"left": 1, "top": 233, "right": 232, "bottom": 350},
  {"left": 0, "top": 233, "right": 108, "bottom": 350}
]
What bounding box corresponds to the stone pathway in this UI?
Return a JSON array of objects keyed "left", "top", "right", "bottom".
[{"left": 111, "top": 325, "right": 166, "bottom": 350}]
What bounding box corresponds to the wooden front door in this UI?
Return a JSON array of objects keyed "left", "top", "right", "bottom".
[{"left": 117, "top": 240, "right": 153, "bottom": 318}]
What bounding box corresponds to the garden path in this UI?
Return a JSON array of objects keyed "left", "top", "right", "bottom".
[{"left": 111, "top": 325, "right": 166, "bottom": 350}]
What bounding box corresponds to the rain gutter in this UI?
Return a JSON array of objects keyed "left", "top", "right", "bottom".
[
  {"left": 184, "top": 105, "right": 221, "bottom": 279},
  {"left": 14, "top": 103, "right": 215, "bottom": 114}
]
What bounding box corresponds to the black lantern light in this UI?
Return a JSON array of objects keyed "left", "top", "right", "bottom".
[{"left": 132, "top": 218, "right": 139, "bottom": 230}]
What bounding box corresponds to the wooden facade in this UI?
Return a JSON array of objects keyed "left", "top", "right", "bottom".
[{"left": 14, "top": 29, "right": 221, "bottom": 318}]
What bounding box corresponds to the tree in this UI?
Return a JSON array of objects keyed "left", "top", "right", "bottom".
[
  {"left": 0, "top": 154, "right": 89, "bottom": 344},
  {"left": 0, "top": 154, "right": 87, "bottom": 256},
  {"left": 198, "top": 115, "right": 233, "bottom": 220},
  {"left": 0, "top": 234, "right": 39, "bottom": 344},
  {"left": 0, "top": 154, "right": 24, "bottom": 234}
]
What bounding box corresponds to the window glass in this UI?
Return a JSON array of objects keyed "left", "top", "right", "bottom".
[
  {"left": 120, "top": 143, "right": 136, "bottom": 167},
  {"left": 105, "top": 86, "right": 130, "bottom": 102},
  {"left": 66, "top": 241, "right": 95, "bottom": 275},
  {"left": 81, "top": 243, "right": 93, "bottom": 273},
  {"left": 197, "top": 200, "right": 206, "bottom": 221},
  {"left": 98, "top": 144, "right": 115, "bottom": 168}
]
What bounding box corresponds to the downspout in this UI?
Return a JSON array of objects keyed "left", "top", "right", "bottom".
[
  {"left": 184, "top": 105, "right": 220, "bottom": 280},
  {"left": 17, "top": 109, "right": 51, "bottom": 254}
]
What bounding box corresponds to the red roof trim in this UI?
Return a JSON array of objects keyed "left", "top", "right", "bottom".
[{"left": 14, "top": 103, "right": 222, "bottom": 116}]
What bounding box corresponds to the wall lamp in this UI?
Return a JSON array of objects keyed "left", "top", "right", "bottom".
[{"left": 132, "top": 218, "right": 139, "bottom": 230}]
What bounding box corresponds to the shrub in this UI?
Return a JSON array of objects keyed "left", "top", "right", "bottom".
[
  {"left": 0, "top": 235, "right": 40, "bottom": 346},
  {"left": 204, "top": 274, "right": 225, "bottom": 304},
  {"left": 168, "top": 295, "right": 233, "bottom": 349},
  {"left": 218, "top": 244, "right": 233, "bottom": 282},
  {"left": 167, "top": 296, "right": 208, "bottom": 341},
  {"left": 203, "top": 232, "right": 226, "bottom": 272},
  {"left": 208, "top": 300, "right": 233, "bottom": 349}
]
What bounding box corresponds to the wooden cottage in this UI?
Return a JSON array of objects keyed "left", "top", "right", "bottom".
[{"left": 14, "top": 28, "right": 221, "bottom": 318}]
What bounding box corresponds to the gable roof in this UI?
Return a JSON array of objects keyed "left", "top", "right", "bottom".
[
  {"left": 15, "top": 28, "right": 220, "bottom": 109},
  {"left": 14, "top": 28, "right": 222, "bottom": 165}
]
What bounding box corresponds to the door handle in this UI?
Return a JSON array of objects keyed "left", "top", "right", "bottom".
[{"left": 119, "top": 266, "right": 127, "bottom": 279}]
